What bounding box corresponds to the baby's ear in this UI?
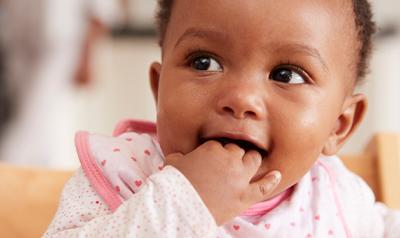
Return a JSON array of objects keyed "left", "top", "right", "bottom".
[
  {"left": 322, "top": 93, "right": 367, "bottom": 155},
  {"left": 149, "top": 62, "right": 162, "bottom": 104}
]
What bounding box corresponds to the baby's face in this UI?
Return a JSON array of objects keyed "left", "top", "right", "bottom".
[{"left": 151, "top": 0, "right": 364, "bottom": 198}]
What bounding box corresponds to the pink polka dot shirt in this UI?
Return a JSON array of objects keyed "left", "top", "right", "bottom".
[{"left": 43, "top": 120, "right": 400, "bottom": 238}]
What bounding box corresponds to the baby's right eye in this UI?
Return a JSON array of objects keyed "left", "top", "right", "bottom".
[
  {"left": 190, "top": 56, "right": 222, "bottom": 72},
  {"left": 269, "top": 67, "right": 307, "bottom": 84}
]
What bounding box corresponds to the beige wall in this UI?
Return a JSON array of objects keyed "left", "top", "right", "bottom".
[
  {"left": 342, "top": 36, "right": 400, "bottom": 154},
  {"left": 76, "top": 37, "right": 159, "bottom": 136}
]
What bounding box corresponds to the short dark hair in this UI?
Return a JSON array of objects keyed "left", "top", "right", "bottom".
[{"left": 155, "top": 0, "right": 376, "bottom": 83}]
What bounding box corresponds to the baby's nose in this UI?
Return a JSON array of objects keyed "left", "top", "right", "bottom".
[{"left": 216, "top": 82, "right": 266, "bottom": 120}]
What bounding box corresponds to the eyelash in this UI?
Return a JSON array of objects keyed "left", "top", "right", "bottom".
[
  {"left": 184, "top": 49, "right": 223, "bottom": 69},
  {"left": 183, "top": 49, "right": 312, "bottom": 83},
  {"left": 272, "top": 60, "right": 312, "bottom": 83}
]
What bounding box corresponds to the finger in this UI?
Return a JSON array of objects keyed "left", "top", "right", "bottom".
[
  {"left": 245, "top": 170, "right": 281, "bottom": 203},
  {"left": 201, "top": 140, "right": 223, "bottom": 148},
  {"left": 164, "top": 152, "right": 184, "bottom": 166},
  {"left": 194, "top": 140, "right": 221, "bottom": 153},
  {"left": 242, "top": 150, "right": 262, "bottom": 178},
  {"left": 223, "top": 143, "right": 245, "bottom": 157}
]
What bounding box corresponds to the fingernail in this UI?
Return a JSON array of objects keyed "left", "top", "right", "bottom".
[{"left": 268, "top": 171, "right": 281, "bottom": 185}]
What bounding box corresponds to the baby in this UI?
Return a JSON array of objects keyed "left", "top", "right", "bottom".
[{"left": 44, "top": 0, "right": 400, "bottom": 237}]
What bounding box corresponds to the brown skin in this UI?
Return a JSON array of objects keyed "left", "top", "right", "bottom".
[{"left": 149, "top": 0, "right": 366, "bottom": 225}]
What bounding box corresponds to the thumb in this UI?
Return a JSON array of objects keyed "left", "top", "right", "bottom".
[{"left": 244, "top": 170, "right": 281, "bottom": 204}]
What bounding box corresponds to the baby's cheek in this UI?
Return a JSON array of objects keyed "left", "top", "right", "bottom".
[
  {"left": 280, "top": 123, "right": 324, "bottom": 154},
  {"left": 288, "top": 111, "right": 331, "bottom": 153},
  {"left": 272, "top": 125, "right": 324, "bottom": 177},
  {"left": 270, "top": 153, "right": 316, "bottom": 194}
]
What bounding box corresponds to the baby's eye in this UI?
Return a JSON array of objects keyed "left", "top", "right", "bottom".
[
  {"left": 191, "top": 56, "right": 222, "bottom": 72},
  {"left": 269, "top": 67, "right": 306, "bottom": 84}
]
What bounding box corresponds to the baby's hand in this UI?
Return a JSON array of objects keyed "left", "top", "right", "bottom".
[{"left": 165, "top": 141, "right": 281, "bottom": 225}]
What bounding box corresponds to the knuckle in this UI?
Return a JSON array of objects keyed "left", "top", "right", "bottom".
[
  {"left": 248, "top": 149, "right": 261, "bottom": 157},
  {"left": 236, "top": 146, "right": 246, "bottom": 155},
  {"left": 259, "top": 184, "right": 270, "bottom": 196},
  {"left": 226, "top": 143, "right": 244, "bottom": 155},
  {"left": 251, "top": 152, "right": 262, "bottom": 166},
  {"left": 205, "top": 140, "right": 222, "bottom": 149},
  {"left": 244, "top": 151, "right": 261, "bottom": 168},
  {"left": 223, "top": 143, "right": 235, "bottom": 150}
]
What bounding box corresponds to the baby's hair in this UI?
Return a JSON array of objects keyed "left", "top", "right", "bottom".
[
  {"left": 155, "top": 0, "right": 376, "bottom": 83},
  {"left": 352, "top": 0, "right": 376, "bottom": 82}
]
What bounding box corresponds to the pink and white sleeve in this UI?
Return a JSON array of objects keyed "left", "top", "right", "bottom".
[
  {"left": 44, "top": 166, "right": 217, "bottom": 238},
  {"left": 375, "top": 203, "right": 400, "bottom": 238}
]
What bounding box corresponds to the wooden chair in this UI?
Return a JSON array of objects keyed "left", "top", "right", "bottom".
[
  {"left": 0, "top": 163, "right": 73, "bottom": 238},
  {"left": 0, "top": 133, "right": 399, "bottom": 237},
  {"left": 340, "top": 133, "right": 400, "bottom": 209}
]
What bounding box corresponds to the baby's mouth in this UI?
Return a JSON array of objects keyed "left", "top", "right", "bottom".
[{"left": 200, "top": 137, "right": 269, "bottom": 158}]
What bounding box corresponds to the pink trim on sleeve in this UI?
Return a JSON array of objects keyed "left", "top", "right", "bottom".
[
  {"left": 240, "top": 187, "right": 293, "bottom": 216},
  {"left": 113, "top": 119, "right": 157, "bottom": 138},
  {"left": 317, "top": 160, "right": 353, "bottom": 238},
  {"left": 75, "top": 131, "right": 123, "bottom": 211}
]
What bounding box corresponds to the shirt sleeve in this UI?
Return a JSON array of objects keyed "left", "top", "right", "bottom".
[
  {"left": 330, "top": 156, "right": 386, "bottom": 237},
  {"left": 375, "top": 202, "right": 400, "bottom": 238},
  {"left": 43, "top": 166, "right": 217, "bottom": 238}
]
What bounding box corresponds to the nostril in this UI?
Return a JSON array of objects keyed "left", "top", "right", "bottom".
[
  {"left": 222, "top": 106, "right": 257, "bottom": 119},
  {"left": 244, "top": 110, "right": 257, "bottom": 118},
  {"left": 223, "top": 106, "right": 235, "bottom": 115}
]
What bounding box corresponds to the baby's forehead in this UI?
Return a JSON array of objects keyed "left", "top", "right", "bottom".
[
  {"left": 168, "top": 0, "right": 357, "bottom": 50},
  {"left": 166, "top": 0, "right": 358, "bottom": 81}
]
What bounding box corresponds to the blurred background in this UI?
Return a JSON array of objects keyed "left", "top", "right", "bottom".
[{"left": 0, "top": 0, "right": 399, "bottom": 169}]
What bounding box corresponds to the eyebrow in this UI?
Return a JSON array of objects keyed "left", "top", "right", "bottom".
[
  {"left": 174, "top": 28, "right": 329, "bottom": 72},
  {"left": 274, "top": 43, "right": 329, "bottom": 72},
  {"left": 174, "top": 27, "right": 230, "bottom": 49}
]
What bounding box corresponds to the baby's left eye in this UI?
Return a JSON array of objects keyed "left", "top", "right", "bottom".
[
  {"left": 190, "top": 56, "right": 222, "bottom": 72},
  {"left": 269, "top": 67, "right": 306, "bottom": 84}
]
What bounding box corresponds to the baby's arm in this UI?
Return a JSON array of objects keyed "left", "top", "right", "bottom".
[
  {"left": 375, "top": 203, "right": 400, "bottom": 237},
  {"left": 330, "top": 156, "right": 400, "bottom": 237},
  {"left": 352, "top": 181, "right": 400, "bottom": 238},
  {"left": 44, "top": 166, "right": 217, "bottom": 238}
]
